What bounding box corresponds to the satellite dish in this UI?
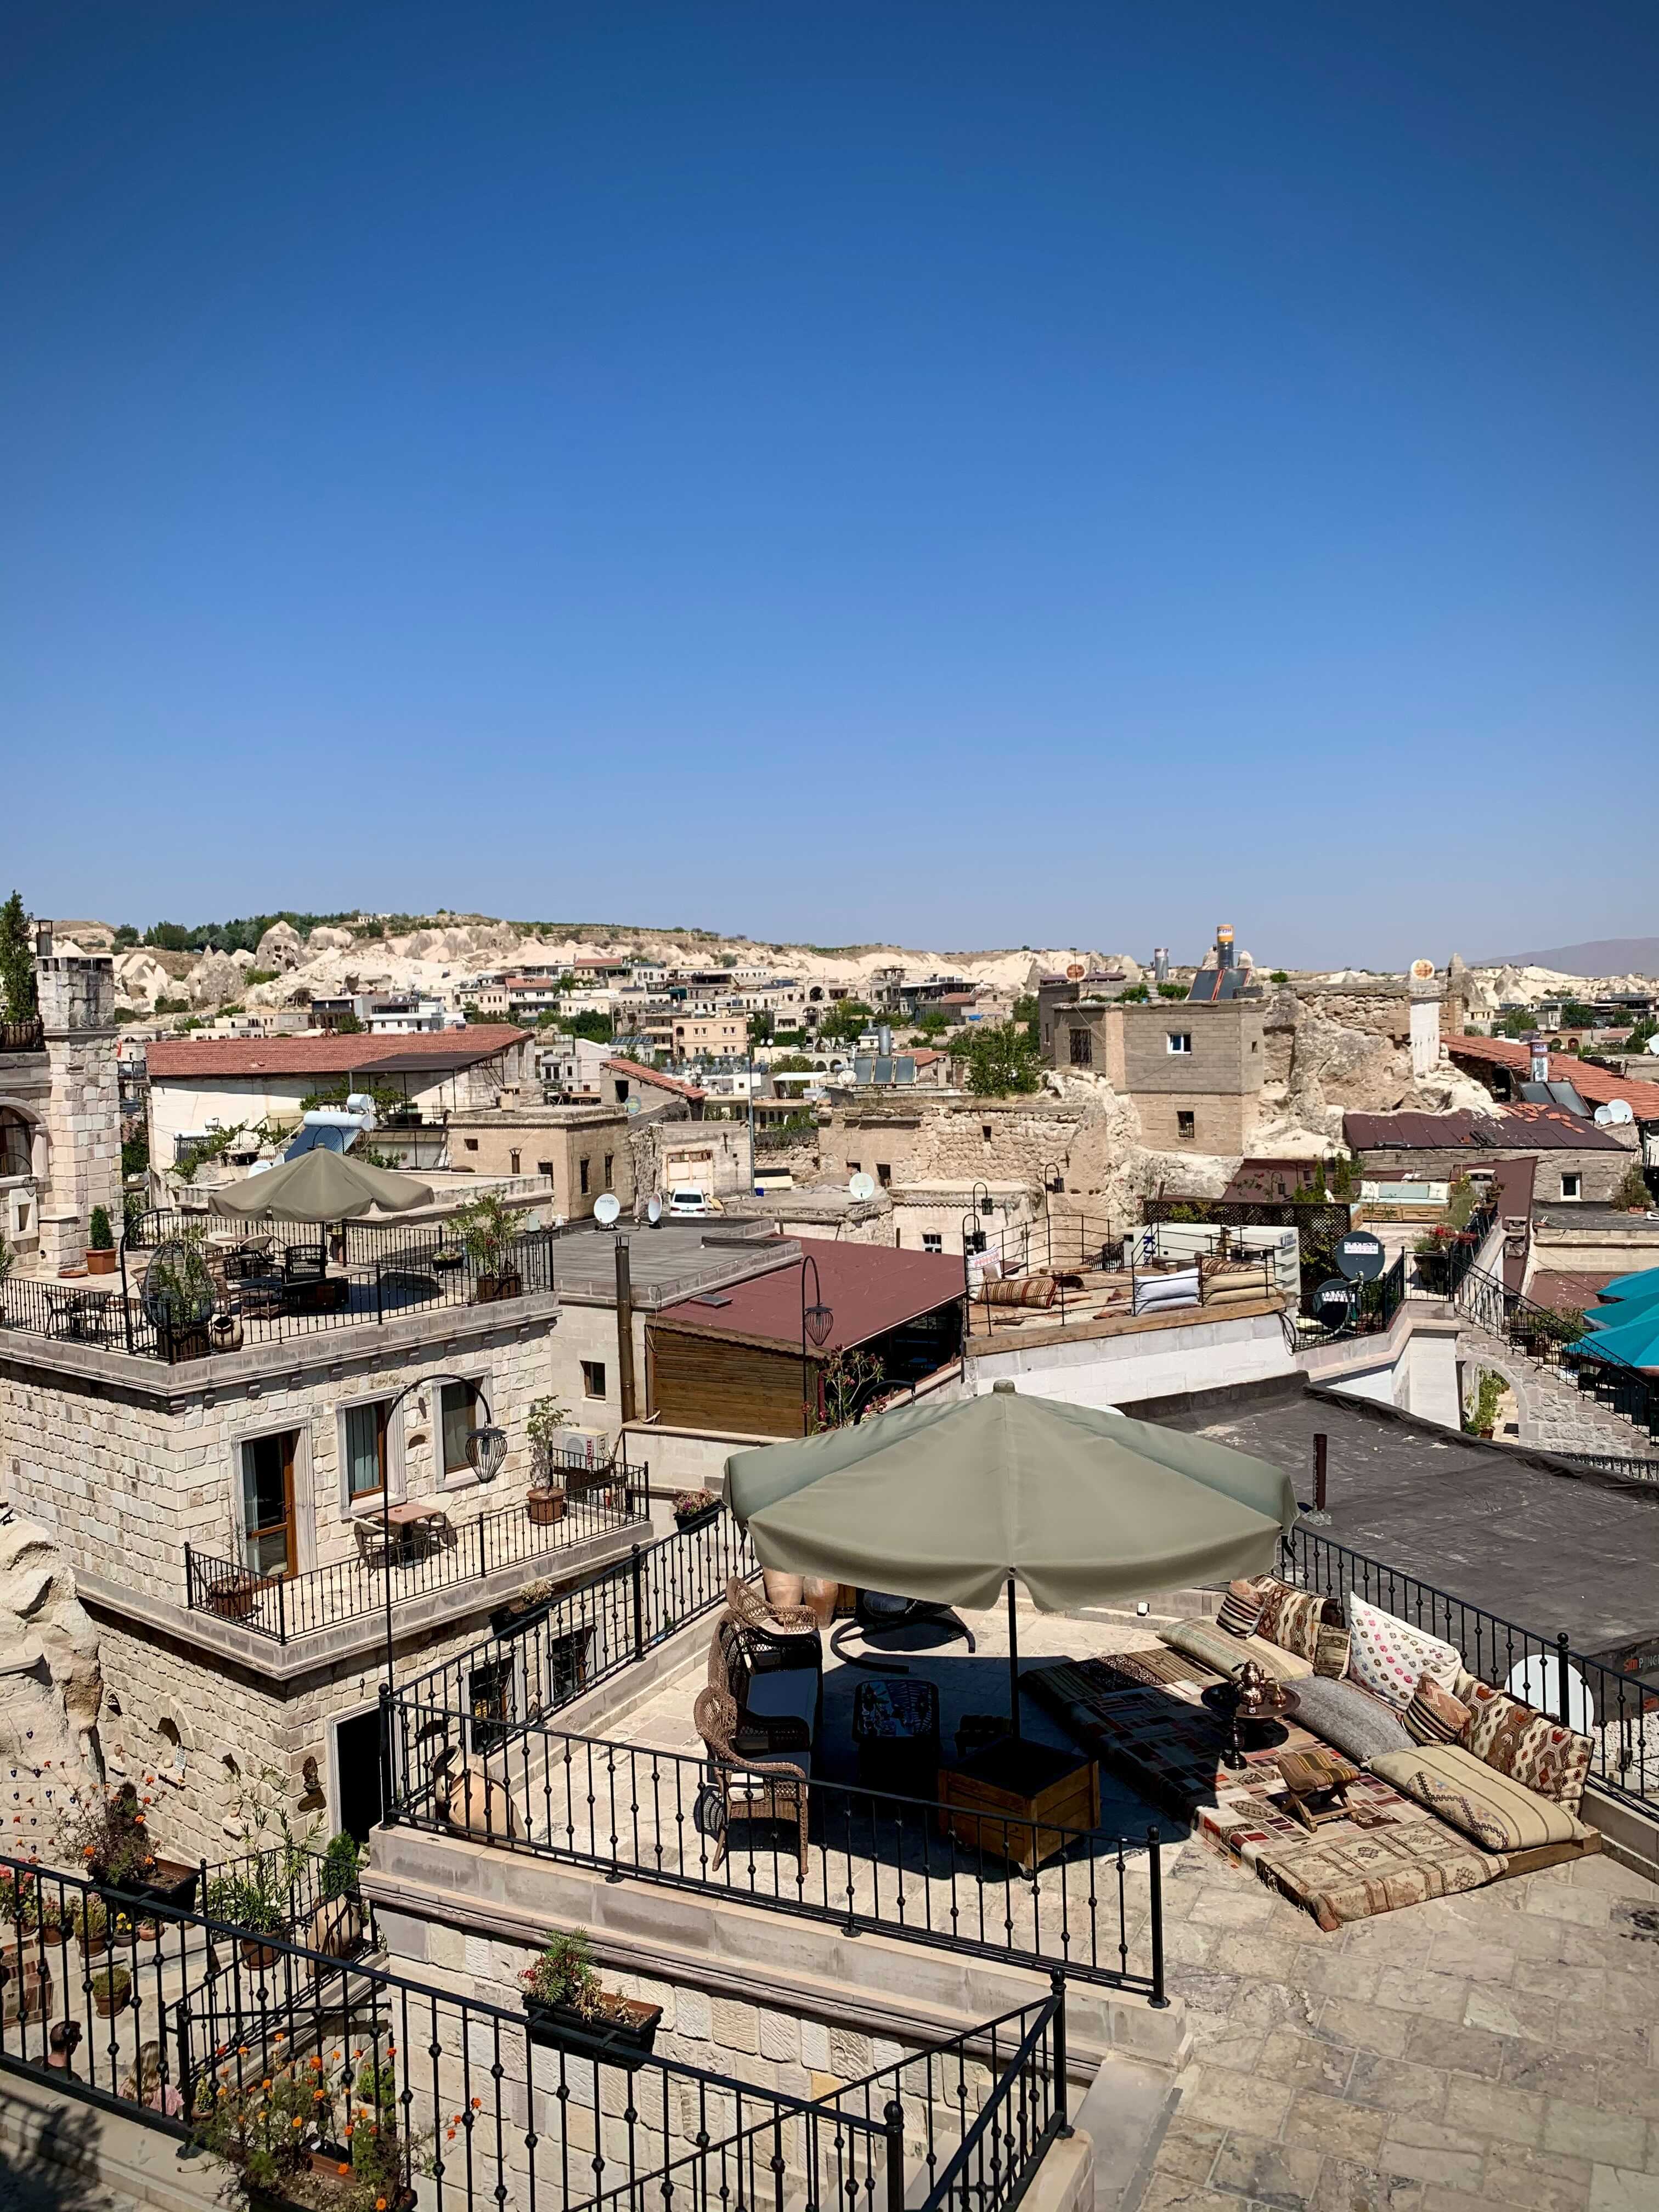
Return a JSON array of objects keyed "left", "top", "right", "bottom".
[
  {"left": 646, "top": 1195, "right": 663, "bottom": 1225},
  {"left": 848, "top": 1172, "right": 877, "bottom": 1201},
  {"left": 1595, "top": 1099, "right": 1635, "bottom": 1125},
  {"left": 593, "top": 1193, "right": 622, "bottom": 1227},
  {"left": 1410, "top": 958, "right": 1436, "bottom": 982},
  {"left": 1333, "top": 1229, "right": 1386, "bottom": 1283},
  {"left": 1313, "top": 1277, "right": 1354, "bottom": 1330},
  {"left": 1065, "top": 963, "right": 1086, "bottom": 980}
]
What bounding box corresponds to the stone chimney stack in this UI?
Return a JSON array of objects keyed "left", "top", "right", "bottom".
[{"left": 35, "top": 953, "right": 120, "bottom": 1274}]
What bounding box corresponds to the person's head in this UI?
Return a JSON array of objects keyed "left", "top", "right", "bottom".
[
  {"left": 137, "top": 2041, "right": 163, "bottom": 2092},
  {"left": 48, "top": 2021, "right": 81, "bottom": 2057}
]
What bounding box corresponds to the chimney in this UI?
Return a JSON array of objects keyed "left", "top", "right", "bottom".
[
  {"left": 1527, "top": 1034, "right": 1549, "bottom": 1085},
  {"left": 1216, "top": 926, "right": 1235, "bottom": 973},
  {"left": 1153, "top": 948, "right": 1170, "bottom": 985},
  {"left": 614, "top": 1236, "right": 638, "bottom": 1424}
]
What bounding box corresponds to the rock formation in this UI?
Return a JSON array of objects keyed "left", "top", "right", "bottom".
[{"left": 0, "top": 1512, "right": 104, "bottom": 1861}]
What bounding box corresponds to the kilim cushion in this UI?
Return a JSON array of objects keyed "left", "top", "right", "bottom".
[
  {"left": 1268, "top": 1587, "right": 1328, "bottom": 1663},
  {"left": 1217, "top": 1578, "right": 1268, "bottom": 1638},
  {"left": 1460, "top": 1685, "right": 1594, "bottom": 1814},
  {"left": 1370, "top": 1745, "right": 1592, "bottom": 1853},
  {"left": 1312, "top": 1623, "right": 1351, "bottom": 1679},
  {"left": 1158, "top": 1618, "right": 1314, "bottom": 1683},
  {"left": 1402, "top": 1671, "right": 1471, "bottom": 1750},
  {"left": 1254, "top": 1577, "right": 1300, "bottom": 1644},
  {"left": 1343, "top": 1593, "right": 1463, "bottom": 1710},
  {"left": 1293, "top": 1674, "right": 1413, "bottom": 1765}
]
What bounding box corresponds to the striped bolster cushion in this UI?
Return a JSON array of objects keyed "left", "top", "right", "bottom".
[
  {"left": 1403, "top": 1670, "right": 1471, "bottom": 1749},
  {"left": 1216, "top": 1579, "right": 1267, "bottom": 1639}
]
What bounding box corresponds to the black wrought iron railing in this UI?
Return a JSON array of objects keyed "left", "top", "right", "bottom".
[
  {"left": 0, "top": 1226, "right": 560, "bottom": 1364},
  {"left": 1279, "top": 1523, "right": 1659, "bottom": 1813},
  {"left": 201, "top": 1840, "right": 376, "bottom": 1957},
  {"left": 183, "top": 1465, "right": 648, "bottom": 1643},
  {"left": 1547, "top": 1448, "right": 1659, "bottom": 1486},
  {"left": 1454, "top": 1261, "right": 1659, "bottom": 1445},
  {"left": 0, "top": 1849, "right": 1066, "bottom": 2212},
  {"left": 388, "top": 1707, "right": 1164, "bottom": 1998},
  {"left": 1144, "top": 1193, "right": 1353, "bottom": 1244}
]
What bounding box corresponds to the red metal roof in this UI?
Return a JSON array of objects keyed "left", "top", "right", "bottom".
[
  {"left": 145, "top": 1026, "right": 528, "bottom": 1078},
  {"left": 653, "top": 1243, "right": 964, "bottom": 1355},
  {"left": 1447, "top": 1034, "right": 1659, "bottom": 1111}
]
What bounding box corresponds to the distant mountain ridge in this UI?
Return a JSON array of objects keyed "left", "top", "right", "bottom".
[{"left": 1481, "top": 937, "right": 1659, "bottom": 977}]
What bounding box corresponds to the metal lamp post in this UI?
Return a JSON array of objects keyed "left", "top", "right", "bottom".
[
  {"left": 800, "top": 1254, "right": 833, "bottom": 1435},
  {"left": 376, "top": 1372, "right": 506, "bottom": 1688}
]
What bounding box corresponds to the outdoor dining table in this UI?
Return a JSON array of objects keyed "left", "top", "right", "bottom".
[{"left": 366, "top": 1499, "right": 451, "bottom": 1564}]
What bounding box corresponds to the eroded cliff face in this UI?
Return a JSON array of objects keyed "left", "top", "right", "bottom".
[{"left": 0, "top": 1511, "right": 105, "bottom": 1860}]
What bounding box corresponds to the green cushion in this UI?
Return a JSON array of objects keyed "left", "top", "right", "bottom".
[{"left": 1157, "top": 1618, "right": 1314, "bottom": 1683}]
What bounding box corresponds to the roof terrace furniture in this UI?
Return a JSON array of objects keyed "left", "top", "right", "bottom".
[
  {"left": 692, "top": 1683, "right": 809, "bottom": 1878},
  {"left": 709, "top": 1615, "right": 821, "bottom": 1756},
  {"left": 722, "top": 1575, "right": 821, "bottom": 1667}
]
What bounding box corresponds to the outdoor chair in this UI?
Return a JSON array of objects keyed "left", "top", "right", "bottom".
[
  {"left": 724, "top": 1576, "right": 821, "bottom": 1670},
  {"left": 693, "top": 1684, "right": 809, "bottom": 1878},
  {"left": 709, "top": 1618, "right": 821, "bottom": 1754},
  {"left": 830, "top": 1589, "right": 978, "bottom": 1673}
]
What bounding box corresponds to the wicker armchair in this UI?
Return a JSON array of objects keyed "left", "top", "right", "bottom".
[
  {"left": 693, "top": 1684, "right": 809, "bottom": 1877},
  {"left": 723, "top": 1577, "right": 822, "bottom": 1672}
]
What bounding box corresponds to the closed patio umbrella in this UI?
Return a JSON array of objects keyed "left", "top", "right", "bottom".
[
  {"left": 726, "top": 1380, "right": 1296, "bottom": 1733},
  {"left": 208, "top": 1147, "right": 433, "bottom": 1221}
]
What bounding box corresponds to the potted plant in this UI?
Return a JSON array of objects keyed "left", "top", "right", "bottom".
[
  {"left": 490, "top": 1576, "right": 558, "bottom": 1640},
  {"left": 1463, "top": 1369, "right": 1505, "bottom": 1441},
  {"left": 92, "top": 1964, "right": 132, "bottom": 2017},
  {"left": 518, "top": 1929, "right": 662, "bottom": 2070},
  {"left": 86, "top": 1206, "right": 118, "bottom": 1276},
  {"left": 455, "top": 1194, "right": 521, "bottom": 1302},
  {"left": 193, "top": 2053, "right": 417, "bottom": 2212},
  {"left": 1614, "top": 1163, "right": 1653, "bottom": 1215},
  {"left": 208, "top": 1571, "right": 267, "bottom": 1623},
  {"left": 524, "top": 1396, "right": 569, "bottom": 1524},
  {"left": 672, "top": 1490, "right": 720, "bottom": 1534},
  {"left": 71, "top": 1893, "right": 109, "bottom": 1956}
]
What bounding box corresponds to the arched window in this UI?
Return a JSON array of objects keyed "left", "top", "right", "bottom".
[{"left": 0, "top": 1109, "right": 32, "bottom": 1180}]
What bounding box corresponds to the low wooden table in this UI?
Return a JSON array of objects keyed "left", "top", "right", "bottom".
[{"left": 937, "top": 1737, "right": 1100, "bottom": 1871}]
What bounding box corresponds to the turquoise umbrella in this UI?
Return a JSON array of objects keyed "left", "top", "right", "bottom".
[
  {"left": 1582, "top": 1280, "right": 1659, "bottom": 1330},
  {"left": 1596, "top": 1266, "right": 1659, "bottom": 1302},
  {"left": 1574, "top": 1307, "right": 1659, "bottom": 1368}
]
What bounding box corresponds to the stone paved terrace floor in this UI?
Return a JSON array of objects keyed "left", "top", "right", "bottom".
[
  {"left": 1144, "top": 1844, "right": 1659, "bottom": 2212},
  {"left": 597, "top": 1597, "right": 1659, "bottom": 2212}
]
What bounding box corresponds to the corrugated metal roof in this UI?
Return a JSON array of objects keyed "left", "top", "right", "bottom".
[
  {"left": 1447, "top": 1034, "right": 1659, "bottom": 1113},
  {"left": 652, "top": 1244, "right": 964, "bottom": 1355},
  {"left": 1343, "top": 1106, "right": 1625, "bottom": 1153}
]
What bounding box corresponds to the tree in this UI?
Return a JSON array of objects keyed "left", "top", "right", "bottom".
[
  {"left": 333, "top": 1011, "right": 364, "bottom": 1034},
  {"left": 1156, "top": 982, "right": 1186, "bottom": 1000},
  {"left": 914, "top": 1008, "right": 952, "bottom": 1039},
  {"left": 1622, "top": 1017, "right": 1657, "bottom": 1054},
  {"left": 569, "top": 1010, "right": 614, "bottom": 1043},
  {"left": 747, "top": 1011, "right": 775, "bottom": 1047},
  {"left": 0, "top": 891, "right": 37, "bottom": 1024},
  {"left": 770, "top": 1052, "right": 815, "bottom": 1074},
  {"left": 964, "top": 1022, "right": 1042, "bottom": 1097},
  {"left": 1012, "top": 994, "right": 1039, "bottom": 1045},
  {"left": 817, "top": 998, "right": 874, "bottom": 1045},
  {"left": 1118, "top": 984, "right": 1149, "bottom": 1003}
]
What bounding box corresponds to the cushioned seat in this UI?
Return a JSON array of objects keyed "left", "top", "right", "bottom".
[
  {"left": 1157, "top": 1617, "right": 1314, "bottom": 1683},
  {"left": 742, "top": 1669, "right": 821, "bottom": 1734},
  {"left": 1370, "top": 1745, "right": 1592, "bottom": 1853},
  {"left": 1291, "top": 1674, "right": 1414, "bottom": 1765}
]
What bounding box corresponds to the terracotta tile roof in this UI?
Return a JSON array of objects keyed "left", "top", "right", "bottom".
[
  {"left": 652, "top": 1243, "right": 964, "bottom": 1355},
  {"left": 602, "top": 1057, "right": 705, "bottom": 1101},
  {"left": 1447, "top": 1034, "right": 1659, "bottom": 1112},
  {"left": 145, "top": 1026, "right": 528, "bottom": 1078}
]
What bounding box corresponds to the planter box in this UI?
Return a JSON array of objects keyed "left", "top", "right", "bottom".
[
  {"left": 525, "top": 1493, "right": 566, "bottom": 1527},
  {"left": 101, "top": 1859, "right": 200, "bottom": 1916},
  {"left": 522, "top": 1992, "right": 662, "bottom": 2071},
  {"left": 673, "top": 1503, "right": 721, "bottom": 1536},
  {"left": 490, "top": 1597, "right": 555, "bottom": 1641},
  {"left": 474, "top": 1272, "right": 523, "bottom": 1305},
  {"left": 245, "top": 2174, "right": 414, "bottom": 2212},
  {"left": 207, "top": 1578, "right": 264, "bottom": 1622}
]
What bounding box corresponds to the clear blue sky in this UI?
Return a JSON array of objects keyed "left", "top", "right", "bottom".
[{"left": 4, "top": 3, "right": 1656, "bottom": 968}]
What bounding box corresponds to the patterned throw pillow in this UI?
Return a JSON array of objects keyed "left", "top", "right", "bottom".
[
  {"left": 1254, "top": 1577, "right": 1299, "bottom": 1644},
  {"left": 1462, "top": 1685, "right": 1594, "bottom": 1813},
  {"left": 1312, "top": 1622, "right": 1351, "bottom": 1679},
  {"left": 1216, "top": 1579, "right": 1267, "bottom": 1639},
  {"left": 1403, "top": 1671, "right": 1471, "bottom": 1749},
  {"left": 1343, "top": 1593, "right": 1463, "bottom": 1711},
  {"left": 1270, "top": 1587, "right": 1328, "bottom": 1664}
]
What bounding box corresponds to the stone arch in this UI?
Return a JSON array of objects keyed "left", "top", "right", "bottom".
[{"left": 0, "top": 1097, "right": 43, "bottom": 1182}]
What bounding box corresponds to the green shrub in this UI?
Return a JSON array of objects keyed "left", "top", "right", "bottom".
[{"left": 89, "top": 1206, "right": 114, "bottom": 1251}]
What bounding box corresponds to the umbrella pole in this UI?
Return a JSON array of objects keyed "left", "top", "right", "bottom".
[{"left": 1007, "top": 1575, "right": 1021, "bottom": 1740}]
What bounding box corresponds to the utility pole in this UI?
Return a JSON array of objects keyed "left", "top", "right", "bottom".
[{"left": 747, "top": 1039, "right": 757, "bottom": 1197}]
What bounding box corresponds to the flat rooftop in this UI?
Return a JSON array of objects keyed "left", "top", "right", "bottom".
[
  {"left": 549, "top": 1218, "right": 794, "bottom": 1307},
  {"left": 1158, "top": 1381, "right": 1659, "bottom": 1660}
]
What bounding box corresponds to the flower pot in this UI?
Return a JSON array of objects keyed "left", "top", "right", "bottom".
[
  {"left": 761, "top": 1570, "right": 804, "bottom": 1614},
  {"left": 475, "top": 1272, "right": 522, "bottom": 1305},
  {"left": 525, "top": 1492, "right": 566, "bottom": 1527},
  {"left": 240, "top": 1937, "right": 282, "bottom": 1972},
  {"left": 93, "top": 1980, "right": 130, "bottom": 2017},
  {"left": 86, "top": 1248, "right": 118, "bottom": 1276},
  {"left": 432, "top": 1250, "right": 463, "bottom": 1272},
  {"left": 521, "top": 1991, "right": 662, "bottom": 2071},
  {"left": 800, "top": 1576, "right": 839, "bottom": 1628},
  {"left": 208, "top": 1577, "right": 262, "bottom": 1622},
  {"left": 209, "top": 1312, "right": 245, "bottom": 1353},
  {"left": 490, "top": 1596, "right": 555, "bottom": 1640},
  {"left": 80, "top": 1927, "right": 109, "bottom": 1960},
  {"left": 673, "top": 1503, "right": 720, "bottom": 1536}
]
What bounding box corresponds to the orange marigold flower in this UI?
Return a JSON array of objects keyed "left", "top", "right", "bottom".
[
  {"left": 338, "top": 2165, "right": 351, "bottom": 2178},
  {"left": 471, "top": 2096, "right": 481, "bottom": 2109},
  {"left": 292, "top": 2117, "right": 303, "bottom": 2130}
]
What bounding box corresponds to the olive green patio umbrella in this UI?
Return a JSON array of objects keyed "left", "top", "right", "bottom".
[
  {"left": 208, "top": 1146, "right": 433, "bottom": 1221},
  {"left": 725, "top": 1380, "right": 1296, "bottom": 1734}
]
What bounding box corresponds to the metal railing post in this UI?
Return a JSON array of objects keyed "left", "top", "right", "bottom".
[
  {"left": 1051, "top": 1970, "right": 1071, "bottom": 2135},
  {"left": 183, "top": 1542, "right": 194, "bottom": 1612},
  {"left": 1557, "top": 1630, "right": 1571, "bottom": 1724},
  {"left": 378, "top": 1682, "right": 394, "bottom": 1827},
  {"left": 1147, "top": 1827, "right": 1168, "bottom": 2007},
  {"left": 478, "top": 1513, "right": 487, "bottom": 1583},
  {"left": 884, "top": 2099, "right": 906, "bottom": 2212},
  {"left": 631, "top": 1543, "right": 645, "bottom": 1662},
  {"left": 275, "top": 1573, "right": 287, "bottom": 1644}
]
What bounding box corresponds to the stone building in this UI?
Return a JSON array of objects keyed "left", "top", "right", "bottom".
[
  {"left": 0, "top": 950, "right": 122, "bottom": 1272},
  {"left": 1344, "top": 1103, "right": 1640, "bottom": 1208},
  {"left": 444, "top": 1101, "right": 635, "bottom": 1219},
  {"left": 1042, "top": 990, "right": 1266, "bottom": 1153}
]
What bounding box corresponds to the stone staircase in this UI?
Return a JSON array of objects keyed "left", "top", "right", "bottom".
[{"left": 1456, "top": 1316, "right": 1658, "bottom": 1459}]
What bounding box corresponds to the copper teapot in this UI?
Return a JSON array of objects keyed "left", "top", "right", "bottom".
[{"left": 1234, "top": 1660, "right": 1269, "bottom": 1713}]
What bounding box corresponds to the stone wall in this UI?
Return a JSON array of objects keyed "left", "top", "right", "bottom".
[
  {"left": 821, "top": 1099, "right": 1086, "bottom": 1190},
  {"left": 1, "top": 1306, "right": 565, "bottom": 1602},
  {"left": 36, "top": 956, "right": 120, "bottom": 1272},
  {"left": 0, "top": 1510, "right": 104, "bottom": 1861}
]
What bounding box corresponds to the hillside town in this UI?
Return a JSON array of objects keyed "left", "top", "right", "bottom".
[{"left": 4, "top": 891, "right": 1659, "bottom": 2212}]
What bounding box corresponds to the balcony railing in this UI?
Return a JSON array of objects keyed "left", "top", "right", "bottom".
[
  {"left": 0, "top": 1017, "right": 43, "bottom": 1053},
  {"left": 183, "top": 1461, "right": 648, "bottom": 1644},
  {"left": 0, "top": 1226, "right": 558, "bottom": 1365},
  {"left": 0, "top": 1847, "right": 1068, "bottom": 2212},
  {"left": 1454, "top": 1259, "right": 1659, "bottom": 1445}
]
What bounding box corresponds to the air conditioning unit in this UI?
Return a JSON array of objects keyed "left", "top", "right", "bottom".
[{"left": 556, "top": 1426, "right": 612, "bottom": 1469}]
